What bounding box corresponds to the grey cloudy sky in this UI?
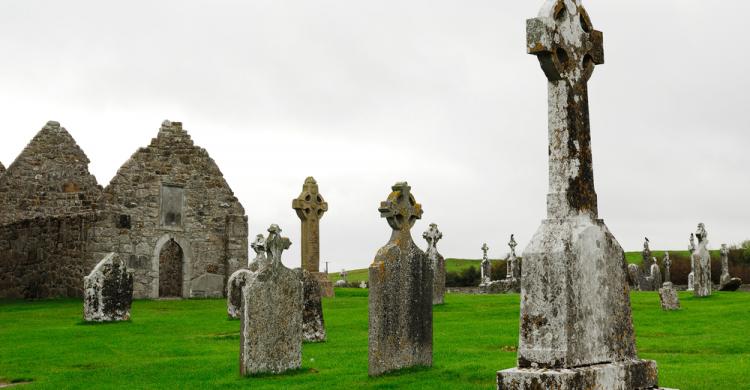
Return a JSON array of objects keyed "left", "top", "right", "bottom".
[{"left": 1, "top": 0, "right": 748, "bottom": 271}]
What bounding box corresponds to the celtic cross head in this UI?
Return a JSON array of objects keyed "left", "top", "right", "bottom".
[
  {"left": 379, "top": 182, "right": 423, "bottom": 232},
  {"left": 527, "top": 0, "right": 604, "bottom": 84},
  {"left": 293, "top": 176, "right": 328, "bottom": 221},
  {"left": 265, "top": 224, "right": 291, "bottom": 265},
  {"left": 422, "top": 223, "right": 443, "bottom": 250}
]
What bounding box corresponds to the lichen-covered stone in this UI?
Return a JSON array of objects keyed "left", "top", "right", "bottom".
[
  {"left": 687, "top": 234, "right": 696, "bottom": 291},
  {"left": 658, "top": 283, "right": 680, "bottom": 311},
  {"left": 227, "top": 234, "right": 268, "bottom": 319},
  {"left": 719, "top": 244, "right": 743, "bottom": 291},
  {"left": 499, "top": 2, "right": 662, "bottom": 388},
  {"left": 0, "top": 161, "right": 5, "bottom": 176},
  {"left": 480, "top": 243, "right": 491, "bottom": 286},
  {"left": 369, "top": 182, "right": 432, "bottom": 376},
  {"left": 84, "top": 253, "right": 133, "bottom": 322},
  {"left": 663, "top": 252, "right": 672, "bottom": 284},
  {"left": 240, "top": 225, "right": 302, "bottom": 376},
  {"left": 0, "top": 121, "right": 101, "bottom": 226},
  {"left": 292, "top": 177, "right": 333, "bottom": 298},
  {"left": 423, "top": 223, "right": 445, "bottom": 305},
  {"left": 692, "top": 223, "right": 711, "bottom": 297},
  {"left": 302, "top": 269, "right": 326, "bottom": 343}
]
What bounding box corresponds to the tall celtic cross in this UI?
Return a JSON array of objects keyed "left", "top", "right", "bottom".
[
  {"left": 527, "top": 0, "right": 604, "bottom": 220},
  {"left": 481, "top": 243, "right": 489, "bottom": 260},
  {"left": 378, "top": 182, "right": 423, "bottom": 241},
  {"left": 292, "top": 177, "right": 328, "bottom": 273},
  {"left": 423, "top": 223, "right": 442, "bottom": 252}
]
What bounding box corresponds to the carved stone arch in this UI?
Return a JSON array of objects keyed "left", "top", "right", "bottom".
[{"left": 152, "top": 233, "right": 192, "bottom": 298}]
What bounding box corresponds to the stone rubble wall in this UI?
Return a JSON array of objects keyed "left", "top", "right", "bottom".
[{"left": 0, "top": 121, "right": 102, "bottom": 226}]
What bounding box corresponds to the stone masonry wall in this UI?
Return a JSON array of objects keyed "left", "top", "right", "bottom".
[
  {"left": 97, "top": 120, "right": 248, "bottom": 299},
  {"left": 0, "top": 213, "right": 99, "bottom": 299},
  {"left": 0, "top": 121, "right": 101, "bottom": 226}
]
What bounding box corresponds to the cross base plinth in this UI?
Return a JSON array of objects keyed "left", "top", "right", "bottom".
[
  {"left": 497, "top": 359, "right": 673, "bottom": 390},
  {"left": 312, "top": 272, "right": 334, "bottom": 297}
]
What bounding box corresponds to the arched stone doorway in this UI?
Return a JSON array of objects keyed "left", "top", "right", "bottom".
[{"left": 158, "top": 239, "right": 183, "bottom": 297}]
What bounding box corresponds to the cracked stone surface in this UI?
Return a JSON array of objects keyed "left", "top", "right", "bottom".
[
  {"left": 368, "top": 182, "right": 433, "bottom": 376},
  {"left": 498, "top": 2, "right": 662, "bottom": 388},
  {"left": 423, "top": 223, "right": 445, "bottom": 305},
  {"left": 83, "top": 253, "right": 133, "bottom": 322},
  {"left": 240, "top": 225, "right": 302, "bottom": 376}
]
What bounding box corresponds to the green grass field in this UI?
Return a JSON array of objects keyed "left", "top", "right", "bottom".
[{"left": 1, "top": 291, "right": 749, "bottom": 389}]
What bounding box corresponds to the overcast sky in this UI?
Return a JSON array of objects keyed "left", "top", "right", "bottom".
[{"left": 1, "top": 1, "right": 748, "bottom": 272}]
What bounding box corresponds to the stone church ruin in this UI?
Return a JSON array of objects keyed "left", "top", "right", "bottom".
[{"left": 0, "top": 120, "right": 248, "bottom": 299}]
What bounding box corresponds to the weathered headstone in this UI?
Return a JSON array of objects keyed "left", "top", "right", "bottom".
[
  {"left": 658, "top": 282, "right": 681, "bottom": 311},
  {"left": 663, "top": 252, "right": 672, "bottom": 284},
  {"left": 302, "top": 269, "right": 326, "bottom": 342},
  {"left": 719, "top": 243, "right": 743, "bottom": 291},
  {"left": 83, "top": 253, "right": 134, "bottom": 322},
  {"left": 423, "top": 223, "right": 446, "bottom": 305},
  {"left": 240, "top": 224, "right": 303, "bottom": 376},
  {"left": 507, "top": 234, "right": 520, "bottom": 280},
  {"left": 227, "top": 235, "right": 267, "bottom": 319},
  {"left": 498, "top": 2, "right": 662, "bottom": 388},
  {"left": 692, "top": 223, "right": 711, "bottom": 297},
  {"left": 292, "top": 177, "right": 333, "bottom": 297},
  {"left": 687, "top": 233, "right": 696, "bottom": 291},
  {"left": 368, "top": 182, "right": 432, "bottom": 376},
  {"left": 642, "top": 237, "right": 652, "bottom": 264},
  {"left": 480, "top": 243, "right": 491, "bottom": 286},
  {"left": 650, "top": 257, "right": 662, "bottom": 290}
]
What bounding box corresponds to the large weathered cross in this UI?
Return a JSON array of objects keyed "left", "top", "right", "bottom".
[
  {"left": 379, "top": 182, "right": 423, "bottom": 236},
  {"left": 292, "top": 177, "right": 328, "bottom": 273},
  {"left": 422, "top": 223, "right": 443, "bottom": 251},
  {"left": 527, "top": 0, "right": 604, "bottom": 220},
  {"left": 265, "top": 224, "right": 291, "bottom": 267}
]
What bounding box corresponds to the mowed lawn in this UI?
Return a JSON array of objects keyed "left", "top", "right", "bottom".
[{"left": 1, "top": 291, "right": 749, "bottom": 389}]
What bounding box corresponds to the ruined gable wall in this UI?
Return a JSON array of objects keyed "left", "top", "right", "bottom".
[
  {"left": 98, "top": 121, "right": 248, "bottom": 298},
  {"left": 0, "top": 161, "right": 5, "bottom": 176},
  {"left": 0, "top": 121, "right": 102, "bottom": 226}
]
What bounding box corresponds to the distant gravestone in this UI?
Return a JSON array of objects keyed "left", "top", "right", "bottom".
[
  {"left": 719, "top": 243, "right": 743, "bottom": 291},
  {"left": 687, "top": 233, "right": 696, "bottom": 291},
  {"left": 507, "top": 234, "right": 520, "bottom": 280},
  {"left": 480, "top": 243, "right": 491, "bottom": 286},
  {"left": 649, "top": 257, "right": 662, "bottom": 290},
  {"left": 292, "top": 177, "right": 333, "bottom": 297},
  {"left": 642, "top": 237, "right": 652, "bottom": 265},
  {"left": 302, "top": 269, "right": 326, "bottom": 343},
  {"left": 659, "top": 282, "right": 681, "bottom": 311},
  {"left": 368, "top": 182, "right": 432, "bottom": 376},
  {"left": 663, "top": 252, "right": 672, "bottom": 284},
  {"left": 240, "top": 224, "right": 303, "bottom": 376},
  {"left": 423, "top": 223, "right": 445, "bottom": 305},
  {"left": 498, "top": 2, "right": 661, "bottom": 388},
  {"left": 692, "top": 223, "right": 712, "bottom": 297},
  {"left": 83, "top": 253, "right": 134, "bottom": 322},
  {"left": 227, "top": 235, "right": 266, "bottom": 319}
]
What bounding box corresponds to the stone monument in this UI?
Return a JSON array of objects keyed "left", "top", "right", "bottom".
[
  {"left": 649, "top": 257, "right": 662, "bottom": 290},
  {"left": 302, "top": 269, "right": 326, "bottom": 342},
  {"left": 663, "top": 252, "right": 672, "bottom": 284},
  {"left": 480, "top": 243, "right": 491, "bottom": 286},
  {"left": 507, "top": 234, "right": 520, "bottom": 280},
  {"left": 498, "top": 2, "right": 663, "bottom": 388},
  {"left": 423, "top": 223, "right": 446, "bottom": 305},
  {"left": 692, "top": 223, "right": 711, "bottom": 297},
  {"left": 227, "top": 235, "right": 266, "bottom": 319},
  {"left": 240, "top": 224, "right": 303, "bottom": 376},
  {"left": 642, "top": 237, "right": 652, "bottom": 265},
  {"left": 658, "top": 282, "right": 681, "bottom": 311},
  {"left": 687, "top": 233, "right": 696, "bottom": 291},
  {"left": 368, "top": 182, "right": 433, "bottom": 376},
  {"left": 293, "top": 177, "right": 333, "bottom": 297},
  {"left": 83, "top": 253, "right": 134, "bottom": 322},
  {"left": 719, "top": 243, "right": 743, "bottom": 291}
]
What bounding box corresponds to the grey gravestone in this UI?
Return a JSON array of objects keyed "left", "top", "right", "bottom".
[
  {"left": 497, "top": 2, "right": 662, "bottom": 388},
  {"left": 227, "top": 234, "right": 267, "bottom": 319},
  {"left": 423, "top": 223, "right": 446, "bottom": 305},
  {"left": 508, "top": 234, "right": 520, "bottom": 280},
  {"left": 687, "top": 233, "right": 696, "bottom": 291},
  {"left": 368, "top": 182, "right": 433, "bottom": 376},
  {"left": 692, "top": 223, "right": 711, "bottom": 297},
  {"left": 302, "top": 269, "right": 326, "bottom": 342},
  {"left": 649, "top": 257, "right": 662, "bottom": 290},
  {"left": 293, "top": 177, "right": 334, "bottom": 298},
  {"left": 642, "top": 237, "right": 652, "bottom": 265},
  {"left": 663, "top": 252, "right": 672, "bottom": 284},
  {"left": 480, "top": 243, "right": 491, "bottom": 286},
  {"left": 659, "top": 282, "right": 681, "bottom": 311},
  {"left": 719, "top": 243, "right": 743, "bottom": 291},
  {"left": 84, "top": 253, "right": 134, "bottom": 322},
  {"left": 240, "top": 224, "right": 303, "bottom": 376}
]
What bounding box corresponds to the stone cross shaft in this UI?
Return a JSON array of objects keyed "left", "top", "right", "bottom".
[
  {"left": 292, "top": 177, "right": 328, "bottom": 273},
  {"left": 265, "top": 224, "right": 291, "bottom": 267},
  {"left": 527, "top": 0, "right": 604, "bottom": 220},
  {"left": 378, "top": 182, "right": 423, "bottom": 239}
]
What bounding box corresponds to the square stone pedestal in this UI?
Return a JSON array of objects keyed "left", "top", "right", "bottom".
[
  {"left": 497, "top": 359, "right": 672, "bottom": 390},
  {"left": 313, "top": 272, "right": 334, "bottom": 297}
]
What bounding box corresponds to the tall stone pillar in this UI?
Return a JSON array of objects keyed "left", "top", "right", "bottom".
[
  {"left": 497, "top": 1, "right": 665, "bottom": 388},
  {"left": 292, "top": 177, "right": 333, "bottom": 297}
]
